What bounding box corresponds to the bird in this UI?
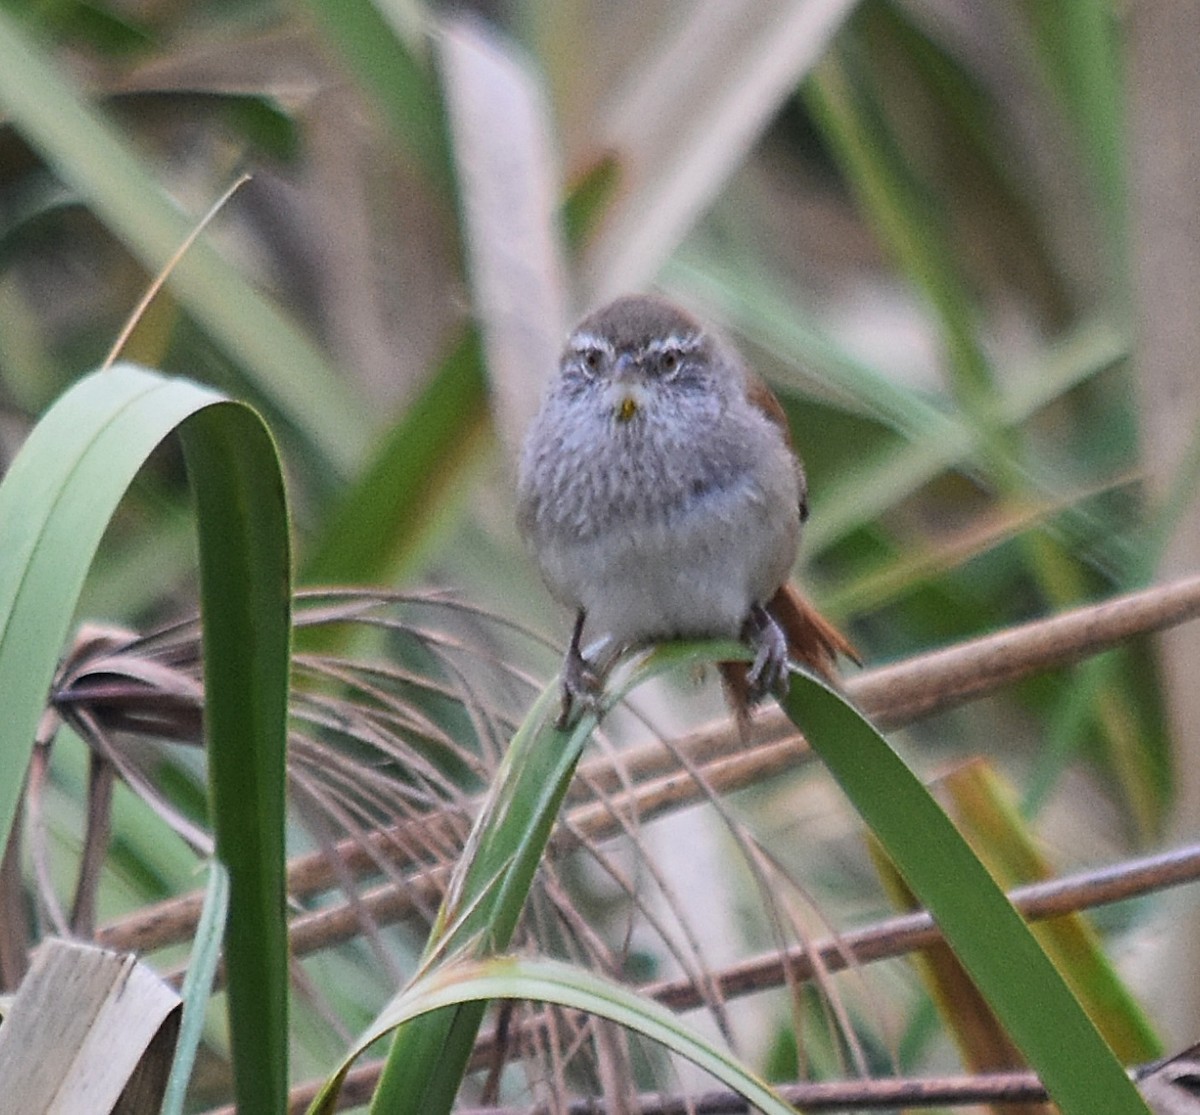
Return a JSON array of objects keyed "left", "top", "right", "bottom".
[{"left": 516, "top": 292, "right": 856, "bottom": 727}]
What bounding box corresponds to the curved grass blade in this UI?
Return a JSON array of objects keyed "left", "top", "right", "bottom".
[
  {"left": 0, "top": 366, "right": 217, "bottom": 844},
  {"left": 0, "top": 363, "right": 291, "bottom": 1115},
  {"left": 366, "top": 680, "right": 591, "bottom": 1114},
  {"left": 780, "top": 669, "right": 1150, "bottom": 1115},
  {"left": 346, "top": 645, "right": 735, "bottom": 1115},
  {"left": 945, "top": 763, "right": 1159, "bottom": 1062},
  {"left": 307, "top": 953, "right": 797, "bottom": 1115},
  {"left": 180, "top": 396, "right": 293, "bottom": 1115}
]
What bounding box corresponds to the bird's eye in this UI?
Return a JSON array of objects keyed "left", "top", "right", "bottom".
[
  {"left": 660, "top": 350, "right": 680, "bottom": 374},
  {"left": 582, "top": 349, "right": 602, "bottom": 372}
]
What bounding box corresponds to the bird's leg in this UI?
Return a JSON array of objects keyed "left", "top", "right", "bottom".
[
  {"left": 559, "top": 609, "right": 603, "bottom": 728},
  {"left": 741, "top": 601, "right": 790, "bottom": 702}
]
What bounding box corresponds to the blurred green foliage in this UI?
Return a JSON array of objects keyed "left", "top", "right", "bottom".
[{"left": 0, "top": 0, "right": 1187, "bottom": 1111}]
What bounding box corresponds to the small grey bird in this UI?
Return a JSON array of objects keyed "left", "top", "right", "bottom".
[{"left": 517, "top": 293, "right": 855, "bottom": 725}]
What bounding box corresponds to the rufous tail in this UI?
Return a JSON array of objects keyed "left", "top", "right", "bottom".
[{"left": 718, "top": 583, "right": 858, "bottom": 723}]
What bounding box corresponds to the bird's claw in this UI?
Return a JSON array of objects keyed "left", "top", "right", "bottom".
[
  {"left": 558, "top": 645, "right": 603, "bottom": 729},
  {"left": 557, "top": 609, "right": 606, "bottom": 729},
  {"left": 743, "top": 602, "right": 790, "bottom": 703}
]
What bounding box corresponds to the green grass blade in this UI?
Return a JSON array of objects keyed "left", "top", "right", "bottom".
[
  {"left": 339, "top": 647, "right": 731, "bottom": 1114},
  {"left": 0, "top": 8, "right": 367, "bottom": 477},
  {"left": 944, "top": 763, "right": 1160, "bottom": 1062},
  {"left": 0, "top": 365, "right": 222, "bottom": 847},
  {"left": 299, "top": 0, "right": 452, "bottom": 195},
  {"left": 1027, "top": 1, "right": 1127, "bottom": 293},
  {"left": 179, "top": 397, "right": 293, "bottom": 1115},
  {"left": 0, "top": 363, "right": 291, "bottom": 1114},
  {"left": 668, "top": 252, "right": 1128, "bottom": 557},
  {"left": 367, "top": 680, "right": 589, "bottom": 1114},
  {"left": 780, "top": 670, "right": 1150, "bottom": 1115},
  {"left": 308, "top": 954, "right": 798, "bottom": 1115},
  {"left": 300, "top": 330, "right": 489, "bottom": 590},
  {"left": 806, "top": 39, "right": 997, "bottom": 423},
  {"left": 162, "top": 860, "right": 230, "bottom": 1115}
]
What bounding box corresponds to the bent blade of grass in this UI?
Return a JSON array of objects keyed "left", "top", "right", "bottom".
[
  {"left": 944, "top": 762, "right": 1160, "bottom": 1062},
  {"left": 365, "top": 680, "right": 590, "bottom": 1115},
  {"left": 780, "top": 669, "right": 1150, "bottom": 1115},
  {"left": 871, "top": 760, "right": 1160, "bottom": 1083},
  {"left": 330, "top": 643, "right": 739, "bottom": 1115},
  {"left": 0, "top": 366, "right": 214, "bottom": 845},
  {"left": 180, "top": 397, "right": 293, "bottom": 1115},
  {"left": 0, "top": 363, "right": 291, "bottom": 1115},
  {"left": 308, "top": 954, "right": 797, "bottom": 1115}
]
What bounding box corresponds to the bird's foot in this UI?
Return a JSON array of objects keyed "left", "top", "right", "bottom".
[
  {"left": 557, "top": 609, "right": 605, "bottom": 729},
  {"left": 559, "top": 645, "right": 603, "bottom": 729},
  {"left": 742, "top": 602, "right": 790, "bottom": 703}
]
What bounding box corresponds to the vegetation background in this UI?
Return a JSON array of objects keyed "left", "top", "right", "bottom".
[{"left": 1, "top": 0, "right": 1199, "bottom": 1112}]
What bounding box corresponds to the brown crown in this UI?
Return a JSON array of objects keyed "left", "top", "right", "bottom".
[{"left": 572, "top": 294, "right": 706, "bottom": 349}]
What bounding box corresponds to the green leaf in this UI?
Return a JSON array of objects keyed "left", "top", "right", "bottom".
[
  {"left": 180, "top": 394, "right": 293, "bottom": 1115},
  {"left": 367, "top": 680, "right": 589, "bottom": 1114},
  {"left": 0, "top": 366, "right": 215, "bottom": 846},
  {"left": 0, "top": 363, "right": 292, "bottom": 1115},
  {"left": 307, "top": 954, "right": 798, "bottom": 1115},
  {"left": 1026, "top": 0, "right": 1127, "bottom": 294},
  {"left": 299, "top": 0, "right": 452, "bottom": 196},
  {"left": 780, "top": 669, "right": 1150, "bottom": 1115},
  {"left": 300, "top": 330, "right": 490, "bottom": 592},
  {"left": 943, "top": 762, "right": 1160, "bottom": 1062},
  {"left": 328, "top": 642, "right": 757, "bottom": 1115},
  {"left": 162, "top": 860, "right": 230, "bottom": 1115},
  {"left": 806, "top": 33, "right": 998, "bottom": 424}
]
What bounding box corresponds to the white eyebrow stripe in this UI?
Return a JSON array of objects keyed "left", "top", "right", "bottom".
[
  {"left": 644, "top": 332, "right": 702, "bottom": 355},
  {"left": 567, "top": 331, "right": 615, "bottom": 355}
]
